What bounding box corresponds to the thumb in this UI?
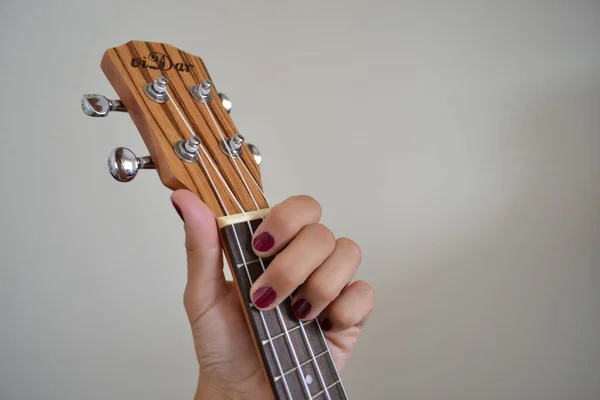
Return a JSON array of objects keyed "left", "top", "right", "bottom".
[{"left": 171, "top": 189, "right": 227, "bottom": 323}]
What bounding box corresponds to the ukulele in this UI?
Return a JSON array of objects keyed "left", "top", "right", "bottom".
[{"left": 82, "top": 41, "right": 348, "bottom": 400}]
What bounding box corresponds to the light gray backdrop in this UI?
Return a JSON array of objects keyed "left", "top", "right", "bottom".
[{"left": 0, "top": 1, "right": 598, "bottom": 399}]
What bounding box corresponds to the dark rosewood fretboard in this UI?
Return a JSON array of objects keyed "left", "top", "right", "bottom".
[{"left": 220, "top": 217, "right": 348, "bottom": 400}]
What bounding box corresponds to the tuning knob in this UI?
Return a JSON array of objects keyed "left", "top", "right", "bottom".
[
  {"left": 81, "top": 94, "right": 127, "bottom": 117},
  {"left": 108, "top": 147, "right": 155, "bottom": 182},
  {"left": 218, "top": 93, "right": 232, "bottom": 113},
  {"left": 247, "top": 143, "right": 261, "bottom": 165}
]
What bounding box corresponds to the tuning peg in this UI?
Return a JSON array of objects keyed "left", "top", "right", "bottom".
[
  {"left": 108, "top": 147, "right": 155, "bottom": 182},
  {"left": 81, "top": 94, "right": 127, "bottom": 117},
  {"left": 218, "top": 93, "right": 232, "bottom": 113},
  {"left": 247, "top": 143, "right": 261, "bottom": 165}
]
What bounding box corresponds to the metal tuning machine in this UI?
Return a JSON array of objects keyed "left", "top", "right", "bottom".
[
  {"left": 214, "top": 91, "right": 260, "bottom": 164},
  {"left": 81, "top": 94, "right": 127, "bottom": 117},
  {"left": 220, "top": 133, "right": 245, "bottom": 158},
  {"left": 145, "top": 76, "right": 169, "bottom": 103},
  {"left": 190, "top": 80, "right": 213, "bottom": 103},
  {"left": 219, "top": 133, "right": 262, "bottom": 165},
  {"left": 174, "top": 136, "right": 201, "bottom": 162},
  {"left": 108, "top": 147, "right": 155, "bottom": 182},
  {"left": 218, "top": 93, "right": 232, "bottom": 113},
  {"left": 248, "top": 143, "right": 261, "bottom": 165}
]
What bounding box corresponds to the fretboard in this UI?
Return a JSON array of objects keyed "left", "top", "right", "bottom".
[{"left": 220, "top": 216, "right": 348, "bottom": 400}]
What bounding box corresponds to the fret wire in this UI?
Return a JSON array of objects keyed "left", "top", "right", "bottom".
[
  {"left": 235, "top": 258, "right": 261, "bottom": 268},
  {"left": 313, "top": 380, "right": 341, "bottom": 399},
  {"left": 273, "top": 349, "right": 331, "bottom": 381},
  {"left": 262, "top": 320, "right": 314, "bottom": 345}
]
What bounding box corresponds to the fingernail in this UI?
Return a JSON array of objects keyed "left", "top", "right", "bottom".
[
  {"left": 171, "top": 200, "right": 183, "bottom": 222},
  {"left": 252, "top": 287, "right": 277, "bottom": 308},
  {"left": 253, "top": 232, "right": 274, "bottom": 252},
  {"left": 292, "top": 299, "right": 312, "bottom": 319},
  {"left": 321, "top": 318, "right": 333, "bottom": 331}
]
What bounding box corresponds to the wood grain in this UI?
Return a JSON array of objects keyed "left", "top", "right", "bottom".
[{"left": 100, "top": 40, "right": 267, "bottom": 217}]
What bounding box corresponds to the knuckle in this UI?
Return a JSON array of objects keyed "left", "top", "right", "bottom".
[
  {"left": 336, "top": 237, "right": 362, "bottom": 263},
  {"left": 353, "top": 280, "right": 375, "bottom": 306},
  {"left": 305, "top": 223, "right": 335, "bottom": 246},
  {"left": 307, "top": 281, "right": 339, "bottom": 304},
  {"left": 267, "top": 195, "right": 320, "bottom": 230},
  {"left": 267, "top": 195, "right": 323, "bottom": 235},
  {"left": 273, "top": 264, "right": 305, "bottom": 290},
  {"left": 288, "top": 195, "right": 323, "bottom": 219},
  {"left": 330, "top": 305, "right": 355, "bottom": 327},
  {"left": 265, "top": 205, "right": 288, "bottom": 229}
]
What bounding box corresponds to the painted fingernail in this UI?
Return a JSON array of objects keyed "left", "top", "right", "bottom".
[
  {"left": 252, "top": 287, "right": 277, "bottom": 308},
  {"left": 171, "top": 200, "right": 183, "bottom": 222},
  {"left": 292, "top": 299, "right": 312, "bottom": 319},
  {"left": 253, "top": 232, "right": 274, "bottom": 252},
  {"left": 321, "top": 318, "right": 333, "bottom": 331}
]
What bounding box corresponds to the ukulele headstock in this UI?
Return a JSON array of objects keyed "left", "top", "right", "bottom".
[{"left": 82, "top": 40, "right": 266, "bottom": 217}]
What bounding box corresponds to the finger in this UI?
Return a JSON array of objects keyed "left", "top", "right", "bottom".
[
  {"left": 290, "top": 238, "right": 361, "bottom": 320},
  {"left": 251, "top": 195, "right": 322, "bottom": 257},
  {"left": 249, "top": 223, "right": 335, "bottom": 309},
  {"left": 319, "top": 280, "right": 375, "bottom": 332},
  {"left": 170, "top": 190, "right": 226, "bottom": 320}
]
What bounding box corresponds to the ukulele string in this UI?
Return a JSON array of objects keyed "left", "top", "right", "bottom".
[
  {"left": 200, "top": 97, "right": 332, "bottom": 399},
  {"left": 198, "top": 100, "right": 315, "bottom": 399},
  {"left": 164, "top": 88, "right": 294, "bottom": 400}
]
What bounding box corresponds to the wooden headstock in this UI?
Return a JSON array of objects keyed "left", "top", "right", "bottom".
[{"left": 99, "top": 40, "right": 267, "bottom": 217}]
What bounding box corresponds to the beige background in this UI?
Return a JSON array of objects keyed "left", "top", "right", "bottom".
[{"left": 0, "top": 1, "right": 598, "bottom": 399}]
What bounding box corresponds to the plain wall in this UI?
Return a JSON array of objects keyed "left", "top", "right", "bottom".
[{"left": 0, "top": 1, "right": 598, "bottom": 399}]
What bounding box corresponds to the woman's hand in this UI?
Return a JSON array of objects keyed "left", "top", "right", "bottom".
[{"left": 171, "top": 190, "right": 375, "bottom": 399}]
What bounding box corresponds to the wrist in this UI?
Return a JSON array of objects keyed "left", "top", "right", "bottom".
[
  {"left": 195, "top": 377, "right": 237, "bottom": 400},
  {"left": 195, "top": 386, "right": 226, "bottom": 400},
  {"left": 195, "top": 375, "right": 272, "bottom": 400}
]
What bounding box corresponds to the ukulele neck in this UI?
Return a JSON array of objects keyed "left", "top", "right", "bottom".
[{"left": 218, "top": 212, "right": 348, "bottom": 400}]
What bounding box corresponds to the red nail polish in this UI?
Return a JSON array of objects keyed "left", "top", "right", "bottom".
[
  {"left": 171, "top": 200, "right": 183, "bottom": 221},
  {"left": 292, "top": 299, "right": 312, "bottom": 319},
  {"left": 252, "top": 287, "right": 277, "bottom": 308},
  {"left": 321, "top": 318, "right": 333, "bottom": 331},
  {"left": 253, "top": 232, "right": 274, "bottom": 252}
]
